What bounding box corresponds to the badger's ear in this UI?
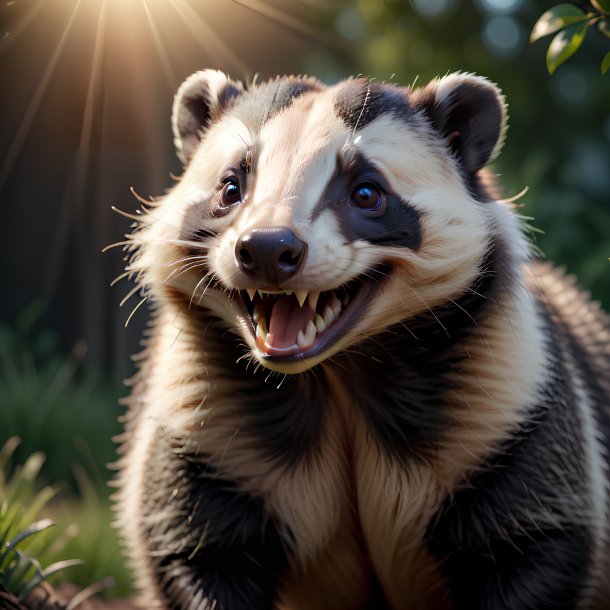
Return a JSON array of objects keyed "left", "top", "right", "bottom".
[
  {"left": 172, "top": 70, "right": 244, "bottom": 165},
  {"left": 412, "top": 73, "right": 507, "bottom": 174}
]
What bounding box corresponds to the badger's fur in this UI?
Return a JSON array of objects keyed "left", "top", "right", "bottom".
[{"left": 113, "top": 70, "right": 610, "bottom": 610}]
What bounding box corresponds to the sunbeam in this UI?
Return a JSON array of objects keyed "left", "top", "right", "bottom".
[
  {"left": 171, "top": 0, "right": 249, "bottom": 77},
  {"left": 142, "top": 0, "right": 176, "bottom": 89},
  {"left": 0, "top": 0, "right": 50, "bottom": 56},
  {"left": 0, "top": 0, "right": 83, "bottom": 194},
  {"left": 44, "top": 0, "right": 108, "bottom": 299},
  {"left": 1, "top": 0, "right": 334, "bottom": 364},
  {"left": 230, "top": 0, "right": 339, "bottom": 49}
]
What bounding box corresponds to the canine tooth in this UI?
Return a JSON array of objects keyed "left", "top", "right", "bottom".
[
  {"left": 315, "top": 314, "right": 326, "bottom": 334},
  {"left": 307, "top": 291, "right": 320, "bottom": 311},
  {"left": 295, "top": 290, "right": 308, "bottom": 308},
  {"left": 246, "top": 289, "right": 256, "bottom": 301}
]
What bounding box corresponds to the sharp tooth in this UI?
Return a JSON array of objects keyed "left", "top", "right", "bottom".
[
  {"left": 297, "top": 320, "right": 317, "bottom": 349},
  {"left": 295, "top": 290, "right": 308, "bottom": 308},
  {"left": 323, "top": 304, "right": 335, "bottom": 326},
  {"left": 307, "top": 291, "right": 320, "bottom": 311},
  {"left": 284, "top": 290, "right": 293, "bottom": 295},
  {"left": 304, "top": 320, "right": 316, "bottom": 344},
  {"left": 330, "top": 294, "right": 342, "bottom": 316},
  {"left": 246, "top": 289, "right": 256, "bottom": 301},
  {"left": 315, "top": 314, "right": 326, "bottom": 334},
  {"left": 257, "top": 289, "right": 264, "bottom": 298}
]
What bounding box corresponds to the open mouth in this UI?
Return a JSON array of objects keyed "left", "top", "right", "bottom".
[{"left": 236, "top": 266, "right": 388, "bottom": 363}]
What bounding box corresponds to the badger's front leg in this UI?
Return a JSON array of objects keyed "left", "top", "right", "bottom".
[
  {"left": 433, "top": 525, "right": 591, "bottom": 610},
  {"left": 428, "top": 407, "right": 596, "bottom": 610},
  {"left": 140, "top": 428, "right": 288, "bottom": 610}
]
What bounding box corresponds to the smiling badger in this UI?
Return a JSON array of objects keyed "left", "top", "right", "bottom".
[{"left": 113, "top": 70, "right": 610, "bottom": 610}]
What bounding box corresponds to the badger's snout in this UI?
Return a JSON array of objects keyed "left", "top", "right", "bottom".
[{"left": 235, "top": 226, "right": 307, "bottom": 286}]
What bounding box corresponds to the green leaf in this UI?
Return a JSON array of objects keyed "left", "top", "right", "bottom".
[
  {"left": 598, "top": 18, "right": 610, "bottom": 38},
  {"left": 530, "top": 4, "right": 590, "bottom": 42},
  {"left": 602, "top": 51, "right": 610, "bottom": 74},
  {"left": 18, "top": 559, "right": 85, "bottom": 600},
  {"left": 591, "top": 0, "right": 610, "bottom": 15},
  {"left": 546, "top": 22, "right": 588, "bottom": 74},
  {"left": 0, "top": 519, "right": 55, "bottom": 559}
]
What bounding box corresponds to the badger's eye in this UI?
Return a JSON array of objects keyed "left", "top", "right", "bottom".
[
  {"left": 220, "top": 177, "right": 242, "bottom": 207},
  {"left": 350, "top": 183, "right": 384, "bottom": 212}
]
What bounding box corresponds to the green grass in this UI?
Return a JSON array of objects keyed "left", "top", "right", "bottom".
[
  {"left": 0, "top": 437, "right": 134, "bottom": 600},
  {"left": 0, "top": 304, "right": 134, "bottom": 599},
  {"left": 0, "top": 304, "right": 124, "bottom": 491},
  {"left": 0, "top": 437, "right": 83, "bottom": 600},
  {"left": 42, "top": 466, "right": 134, "bottom": 597}
]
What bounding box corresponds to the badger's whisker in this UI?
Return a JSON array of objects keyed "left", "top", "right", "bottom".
[
  {"left": 110, "top": 270, "right": 133, "bottom": 287},
  {"left": 111, "top": 206, "right": 145, "bottom": 222},
  {"left": 124, "top": 295, "right": 148, "bottom": 328},
  {"left": 166, "top": 254, "right": 210, "bottom": 268},
  {"left": 164, "top": 261, "right": 208, "bottom": 285},
  {"left": 120, "top": 283, "right": 144, "bottom": 308}
]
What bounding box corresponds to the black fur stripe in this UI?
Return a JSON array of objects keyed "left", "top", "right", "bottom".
[
  {"left": 233, "top": 362, "right": 327, "bottom": 466},
  {"left": 334, "top": 80, "right": 414, "bottom": 131},
  {"left": 233, "top": 76, "right": 322, "bottom": 127},
  {"left": 315, "top": 152, "right": 421, "bottom": 250},
  {"left": 542, "top": 297, "right": 610, "bottom": 459},
  {"left": 432, "top": 527, "right": 590, "bottom": 610},
  {"left": 213, "top": 330, "right": 327, "bottom": 466},
  {"left": 142, "top": 430, "right": 289, "bottom": 610},
  {"left": 426, "top": 304, "right": 594, "bottom": 609},
  {"left": 334, "top": 244, "right": 502, "bottom": 462}
]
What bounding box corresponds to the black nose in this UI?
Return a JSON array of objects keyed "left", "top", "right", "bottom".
[{"left": 235, "top": 226, "right": 307, "bottom": 285}]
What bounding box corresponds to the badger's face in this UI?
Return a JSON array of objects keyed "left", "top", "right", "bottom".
[{"left": 133, "top": 70, "right": 507, "bottom": 374}]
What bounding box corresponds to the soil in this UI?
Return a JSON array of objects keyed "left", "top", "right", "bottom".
[{"left": 0, "top": 584, "right": 141, "bottom": 610}]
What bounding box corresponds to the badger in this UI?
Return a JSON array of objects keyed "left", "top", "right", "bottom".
[{"left": 112, "top": 69, "right": 610, "bottom": 610}]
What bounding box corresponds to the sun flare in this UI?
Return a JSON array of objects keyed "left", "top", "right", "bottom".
[{"left": 0, "top": 0, "right": 326, "bottom": 310}]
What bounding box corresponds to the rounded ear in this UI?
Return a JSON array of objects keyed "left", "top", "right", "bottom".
[
  {"left": 412, "top": 73, "right": 508, "bottom": 174},
  {"left": 172, "top": 70, "right": 244, "bottom": 165}
]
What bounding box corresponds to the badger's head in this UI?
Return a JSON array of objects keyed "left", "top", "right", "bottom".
[{"left": 129, "top": 70, "right": 510, "bottom": 374}]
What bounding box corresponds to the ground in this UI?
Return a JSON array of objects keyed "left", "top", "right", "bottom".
[{"left": 0, "top": 584, "right": 140, "bottom": 610}]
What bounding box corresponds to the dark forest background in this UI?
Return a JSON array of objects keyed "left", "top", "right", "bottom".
[{"left": 0, "top": 0, "right": 608, "bottom": 599}]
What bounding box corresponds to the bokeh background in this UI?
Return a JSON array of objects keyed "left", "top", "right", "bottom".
[{"left": 1, "top": 0, "right": 609, "bottom": 599}]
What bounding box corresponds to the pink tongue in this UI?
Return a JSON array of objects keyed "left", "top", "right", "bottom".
[{"left": 266, "top": 295, "right": 315, "bottom": 353}]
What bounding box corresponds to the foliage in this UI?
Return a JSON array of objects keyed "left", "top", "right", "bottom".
[
  {"left": 530, "top": 2, "right": 610, "bottom": 74},
  {"left": 41, "top": 466, "right": 134, "bottom": 597},
  {"left": 0, "top": 305, "right": 133, "bottom": 597},
  {"left": 0, "top": 437, "right": 133, "bottom": 600},
  {"left": 0, "top": 438, "right": 83, "bottom": 600},
  {"left": 0, "top": 302, "right": 124, "bottom": 491}
]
